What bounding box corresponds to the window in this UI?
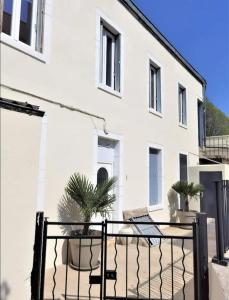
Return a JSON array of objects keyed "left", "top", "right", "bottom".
[
  {"left": 179, "top": 153, "right": 188, "bottom": 210},
  {"left": 178, "top": 85, "right": 187, "bottom": 126},
  {"left": 97, "top": 167, "right": 109, "bottom": 186},
  {"left": 149, "top": 62, "right": 161, "bottom": 112},
  {"left": 100, "top": 21, "right": 121, "bottom": 92},
  {"left": 198, "top": 100, "right": 205, "bottom": 147},
  {"left": 2, "top": 0, "right": 45, "bottom": 52},
  {"left": 149, "top": 148, "right": 162, "bottom": 208}
]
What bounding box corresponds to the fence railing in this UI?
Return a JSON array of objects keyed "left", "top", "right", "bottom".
[
  {"left": 212, "top": 180, "right": 229, "bottom": 266},
  {"left": 31, "top": 213, "right": 209, "bottom": 300},
  {"left": 202, "top": 136, "right": 229, "bottom": 162}
]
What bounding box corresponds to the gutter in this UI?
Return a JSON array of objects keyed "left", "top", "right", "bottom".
[
  {"left": 119, "top": 0, "right": 206, "bottom": 86},
  {"left": 0, "top": 97, "right": 45, "bottom": 117}
]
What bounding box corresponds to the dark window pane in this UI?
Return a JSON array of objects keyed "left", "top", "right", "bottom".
[
  {"left": 3, "top": 0, "right": 14, "bottom": 35},
  {"left": 19, "top": 0, "right": 33, "bottom": 45},
  {"left": 114, "top": 35, "right": 120, "bottom": 92},
  {"left": 156, "top": 69, "right": 161, "bottom": 112},
  {"left": 97, "top": 167, "right": 108, "bottom": 186},
  {"left": 179, "top": 154, "right": 188, "bottom": 210},
  {"left": 106, "top": 36, "right": 112, "bottom": 87},
  {"left": 150, "top": 67, "right": 155, "bottom": 108}
]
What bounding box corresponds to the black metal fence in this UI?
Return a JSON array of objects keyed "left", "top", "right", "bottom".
[
  {"left": 212, "top": 180, "right": 229, "bottom": 266},
  {"left": 31, "top": 213, "right": 209, "bottom": 300}
]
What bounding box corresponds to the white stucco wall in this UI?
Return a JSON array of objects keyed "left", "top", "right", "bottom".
[
  {"left": 0, "top": 109, "right": 42, "bottom": 300},
  {"left": 1, "top": 0, "right": 205, "bottom": 298},
  {"left": 1, "top": 0, "right": 203, "bottom": 222}
]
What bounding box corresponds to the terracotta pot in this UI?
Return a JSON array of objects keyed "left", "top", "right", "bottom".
[
  {"left": 69, "top": 230, "right": 101, "bottom": 270},
  {"left": 176, "top": 209, "right": 197, "bottom": 229}
]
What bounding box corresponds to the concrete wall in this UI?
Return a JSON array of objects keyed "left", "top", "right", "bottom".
[
  {"left": 1, "top": 109, "right": 42, "bottom": 300},
  {"left": 209, "top": 262, "right": 229, "bottom": 300}
]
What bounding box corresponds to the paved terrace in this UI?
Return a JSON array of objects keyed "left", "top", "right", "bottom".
[{"left": 44, "top": 221, "right": 217, "bottom": 300}]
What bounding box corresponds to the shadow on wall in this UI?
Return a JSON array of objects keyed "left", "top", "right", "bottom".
[
  {"left": 168, "top": 189, "right": 179, "bottom": 222},
  {"left": 57, "top": 196, "right": 84, "bottom": 264},
  {"left": 0, "top": 281, "right": 10, "bottom": 300}
]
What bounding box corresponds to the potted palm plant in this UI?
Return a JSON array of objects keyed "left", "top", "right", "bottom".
[
  {"left": 172, "top": 181, "right": 204, "bottom": 226},
  {"left": 58, "top": 173, "right": 116, "bottom": 270}
]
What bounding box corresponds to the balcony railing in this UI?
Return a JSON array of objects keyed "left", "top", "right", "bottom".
[{"left": 201, "top": 135, "right": 229, "bottom": 163}]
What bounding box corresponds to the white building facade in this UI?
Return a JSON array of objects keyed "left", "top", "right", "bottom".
[{"left": 1, "top": 0, "right": 206, "bottom": 298}]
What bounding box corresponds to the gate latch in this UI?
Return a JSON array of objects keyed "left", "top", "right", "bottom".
[
  {"left": 105, "top": 270, "right": 117, "bottom": 280},
  {"left": 89, "top": 275, "right": 102, "bottom": 284}
]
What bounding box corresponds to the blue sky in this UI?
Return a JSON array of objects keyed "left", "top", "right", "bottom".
[{"left": 132, "top": 0, "right": 229, "bottom": 116}]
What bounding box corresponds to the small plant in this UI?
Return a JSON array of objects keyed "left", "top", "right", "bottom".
[
  {"left": 59, "top": 173, "right": 116, "bottom": 235},
  {"left": 172, "top": 181, "right": 204, "bottom": 211}
]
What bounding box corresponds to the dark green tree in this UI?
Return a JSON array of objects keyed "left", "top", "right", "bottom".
[{"left": 206, "top": 99, "right": 229, "bottom": 136}]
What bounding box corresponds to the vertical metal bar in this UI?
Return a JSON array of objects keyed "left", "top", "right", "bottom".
[
  {"left": 103, "top": 220, "right": 108, "bottom": 300},
  {"left": 148, "top": 238, "right": 151, "bottom": 300},
  {"left": 52, "top": 239, "right": 58, "bottom": 300},
  {"left": 89, "top": 237, "right": 93, "bottom": 300},
  {"left": 136, "top": 237, "right": 140, "bottom": 299},
  {"left": 197, "top": 213, "right": 209, "bottom": 300},
  {"left": 193, "top": 222, "right": 199, "bottom": 300},
  {"left": 159, "top": 238, "right": 163, "bottom": 300},
  {"left": 214, "top": 181, "right": 225, "bottom": 261},
  {"left": 226, "top": 181, "right": 229, "bottom": 251},
  {"left": 31, "top": 211, "right": 44, "bottom": 300},
  {"left": 40, "top": 219, "right": 48, "bottom": 300},
  {"left": 181, "top": 239, "right": 186, "bottom": 300},
  {"left": 126, "top": 236, "right": 128, "bottom": 298},
  {"left": 171, "top": 238, "right": 174, "bottom": 300},
  {"left": 100, "top": 222, "right": 104, "bottom": 300},
  {"left": 64, "top": 239, "right": 69, "bottom": 300},
  {"left": 77, "top": 238, "right": 81, "bottom": 300},
  {"left": 114, "top": 236, "right": 118, "bottom": 298}
]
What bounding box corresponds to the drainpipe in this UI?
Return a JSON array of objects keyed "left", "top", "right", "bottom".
[
  {"left": 36, "top": 113, "right": 48, "bottom": 212},
  {"left": 203, "top": 82, "right": 207, "bottom": 148}
]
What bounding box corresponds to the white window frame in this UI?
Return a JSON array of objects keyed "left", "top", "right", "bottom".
[
  {"left": 147, "top": 143, "right": 164, "bottom": 211},
  {"left": 1, "top": 0, "right": 50, "bottom": 62},
  {"left": 101, "top": 26, "right": 116, "bottom": 89},
  {"left": 147, "top": 56, "right": 163, "bottom": 117},
  {"left": 2, "top": 0, "right": 38, "bottom": 48},
  {"left": 149, "top": 62, "right": 161, "bottom": 113},
  {"left": 96, "top": 10, "right": 123, "bottom": 98},
  {"left": 178, "top": 84, "right": 187, "bottom": 128}
]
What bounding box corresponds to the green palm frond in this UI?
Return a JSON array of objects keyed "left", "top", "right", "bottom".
[
  {"left": 172, "top": 181, "right": 203, "bottom": 197},
  {"left": 59, "top": 173, "right": 117, "bottom": 234},
  {"left": 172, "top": 181, "right": 204, "bottom": 211}
]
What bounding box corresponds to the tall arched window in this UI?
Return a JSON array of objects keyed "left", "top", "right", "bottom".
[{"left": 97, "top": 167, "right": 108, "bottom": 186}]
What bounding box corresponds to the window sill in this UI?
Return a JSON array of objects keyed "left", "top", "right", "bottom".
[
  {"left": 148, "top": 204, "right": 163, "bottom": 212},
  {"left": 0, "top": 33, "right": 46, "bottom": 63},
  {"left": 149, "top": 108, "right": 163, "bottom": 118},
  {"left": 97, "top": 83, "right": 122, "bottom": 98},
  {"left": 179, "top": 123, "right": 188, "bottom": 129}
]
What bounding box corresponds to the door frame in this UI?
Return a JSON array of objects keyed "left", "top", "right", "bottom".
[{"left": 93, "top": 130, "right": 123, "bottom": 222}]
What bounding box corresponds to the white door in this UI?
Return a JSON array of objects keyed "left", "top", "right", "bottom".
[{"left": 96, "top": 163, "right": 116, "bottom": 231}]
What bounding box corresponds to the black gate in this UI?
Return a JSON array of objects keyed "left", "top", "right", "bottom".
[
  {"left": 31, "top": 213, "right": 209, "bottom": 300},
  {"left": 199, "top": 171, "right": 222, "bottom": 217},
  {"left": 212, "top": 180, "right": 229, "bottom": 266}
]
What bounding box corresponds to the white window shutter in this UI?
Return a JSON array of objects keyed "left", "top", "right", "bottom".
[
  {"left": 183, "top": 91, "right": 187, "bottom": 125},
  {"left": 35, "top": 0, "right": 45, "bottom": 53},
  {"left": 114, "top": 35, "right": 120, "bottom": 92},
  {"left": 156, "top": 69, "right": 161, "bottom": 112}
]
